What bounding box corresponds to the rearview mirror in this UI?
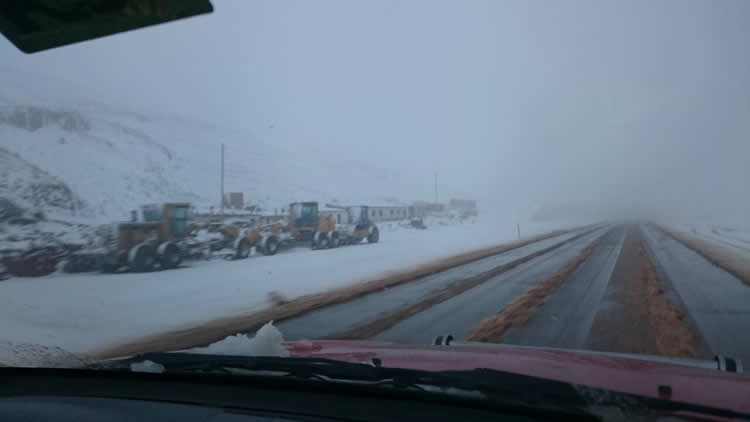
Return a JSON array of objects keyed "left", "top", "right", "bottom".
[{"left": 0, "top": 0, "right": 213, "bottom": 54}]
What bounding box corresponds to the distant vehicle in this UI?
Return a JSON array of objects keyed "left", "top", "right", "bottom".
[
  {"left": 334, "top": 205, "right": 381, "bottom": 246},
  {"left": 252, "top": 202, "right": 380, "bottom": 253}
]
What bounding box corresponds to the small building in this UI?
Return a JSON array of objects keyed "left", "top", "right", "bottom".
[
  {"left": 322, "top": 203, "right": 410, "bottom": 223},
  {"left": 366, "top": 205, "right": 409, "bottom": 222}
]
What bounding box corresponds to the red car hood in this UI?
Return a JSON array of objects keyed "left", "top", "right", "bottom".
[{"left": 284, "top": 339, "right": 750, "bottom": 414}]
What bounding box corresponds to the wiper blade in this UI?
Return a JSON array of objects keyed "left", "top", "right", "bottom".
[
  {"left": 95, "top": 352, "right": 577, "bottom": 395},
  {"left": 94, "top": 352, "right": 593, "bottom": 416},
  {"left": 93, "top": 352, "right": 750, "bottom": 421}
]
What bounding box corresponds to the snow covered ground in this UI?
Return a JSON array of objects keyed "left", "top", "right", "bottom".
[
  {"left": 670, "top": 222, "right": 750, "bottom": 257},
  {"left": 0, "top": 217, "right": 574, "bottom": 354}
]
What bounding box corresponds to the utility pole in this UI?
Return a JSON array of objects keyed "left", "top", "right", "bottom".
[
  {"left": 434, "top": 173, "right": 438, "bottom": 204},
  {"left": 517, "top": 223, "right": 521, "bottom": 240},
  {"left": 220, "top": 143, "right": 225, "bottom": 222}
]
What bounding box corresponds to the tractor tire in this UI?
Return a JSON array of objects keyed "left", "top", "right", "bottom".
[
  {"left": 330, "top": 233, "right": 340, "bottom": 248},
  {"left": 263, "top": 237, "right": 279, "bottom": 256},
  {"left": 367, "top": 227, "right": 380, "bottom": 243},
  {"left": 160, "top": 243, "right": 182, "bottom": 269},
  {"left": 316, "top": 233, "right": 330, "bottom": 249},
  {"left": 234, "top": 238, "right": 251, "bottom": 260},
  {"left": 130, "top": 244, "right": 156, "bottom": 272}
]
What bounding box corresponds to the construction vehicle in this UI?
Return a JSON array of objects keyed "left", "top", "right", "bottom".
[
  {"left": 244, "top": 202, "right": 379, "bottom": 253},
  {"left": 64, "top": 201, "right": 379, "bottom": 273},
  {"left": 233, "top": 202, "right": 319, "bottom": 255},
  {"left": 285, "top": 202, "right": 379, "bottom": 249},
  {"left": 66, "top": 202, "right": 254, "bottom": 273},
  {"left": 210, "top": 219, "right": 294, "bottom": 259},
  {"left": 289, "top": 201, "right": 337, "bottom": 249},
  {"left": 91, "top": 202, "right": 194, "bottom": 272},
  {"left": 333, "top": 205, "right": 380, "bottom": 246}
]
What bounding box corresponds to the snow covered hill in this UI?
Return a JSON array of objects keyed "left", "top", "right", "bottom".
[
  {"left": 0, "top": 93, "right": 406, "bottom": 224},
  {"left": 0, "top": 146, "right": 85, "bottom": 218}
]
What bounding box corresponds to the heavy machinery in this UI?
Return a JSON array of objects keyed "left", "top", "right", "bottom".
[
  {"left": 92, "top": 202, "right": 194, "bottom": 272},
  {"left": 246, "top": 202, "right": 379, "bottom": 253},
  {"left": 212, "top": 219, "right": 295, "bottom": 258},
  {"left": 67, "top": 202, "right": 252, "bottom": 273},
  {"left": 285, "top": 202, "right": 379, "bottom": 249},
  {"left": 289, "top": 201, "right": 337, "bottom": 249},
  {"left": 64, "top": 201, "right": 379, "bottom": 273},
  {"left": 327, "top": 205, "right": 380, "bottom": 247}
]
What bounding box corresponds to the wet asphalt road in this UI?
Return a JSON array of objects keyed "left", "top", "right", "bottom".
[
  {"left": 277, "top": 227, "right": 593, "bottom": 340},
  {"left": 275, "top": 222, "right": 750, "bottom": 364},
  {"left": 499, "top": 225, "right": 627, "bottom": 349},
  {"left": 642, "top": 224, "right": 750, "bottom": 363},
  {"left": 372, "top": 226, "right": 610, "bottom": 344}
]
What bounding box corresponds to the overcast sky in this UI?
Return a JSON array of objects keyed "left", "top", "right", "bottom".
[{"left": 1, "top": 0, "right": 749, "bottom": 222}]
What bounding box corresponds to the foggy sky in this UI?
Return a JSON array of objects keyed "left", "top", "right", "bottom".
[{"left": 1, "top": 0, "right": 749, "bottom": 223}]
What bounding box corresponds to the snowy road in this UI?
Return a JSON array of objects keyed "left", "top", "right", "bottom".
[
  {"left": 499, "top": 225, "right": 627, "bottom": 349},
  {"left": 642, "top": 224, "right": 750, "bottom": 363},
  {"left": 266, "top": 223, "right": 750, "bottom": 365},
  {"left": 371, "top": 227, "right": 610, "bottom": 344},
  {"left": 276, "top": 227, "right": 595, "bottom": 340}
]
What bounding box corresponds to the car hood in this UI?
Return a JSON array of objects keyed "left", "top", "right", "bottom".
[{"left": 284, "top": 339, "right": 750, "bottom": 414}]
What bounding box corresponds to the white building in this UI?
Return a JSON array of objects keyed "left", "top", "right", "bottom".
[
  {"left": 319, "top": 206, "right": 348, "bottom": 224},
  {"left": 366, "top": 205, "right": 409, "bottom": 222}
]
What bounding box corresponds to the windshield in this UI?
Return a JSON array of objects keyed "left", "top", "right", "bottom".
[
  {"left": 290, "top": 203, "right": 302, "bottom": 219},
  {"left": 1, "top": 0, "right": 749, "bottom": 413},
  {"left": 141, "top": 205, "right": 162, "bottom": 222},
  {"left": 347, "top": 206, "right": 363, "bottom": 224}
]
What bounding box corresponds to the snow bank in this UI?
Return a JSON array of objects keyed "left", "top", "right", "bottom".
[
  {"left": 129, "top": 360, "right": 165, "bottom": 373},
  {"left": 670, "top": 222, "right": 750, "bottom": 258},
  {"left": 186, "top": 321, "right": 289, "bottom": 357},
  {"left": 0, "top": 340, "right": 83, "bottom": 368}
]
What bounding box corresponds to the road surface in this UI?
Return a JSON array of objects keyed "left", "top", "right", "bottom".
[
  {"left": 276, "top": 226, "right": 598, "bottom": 340},
  {"left": 273, "top": 223, "right": 750, "bottom": 364},
  {"left": 642, "top": 224, "right": 750, "bottom": 361}
]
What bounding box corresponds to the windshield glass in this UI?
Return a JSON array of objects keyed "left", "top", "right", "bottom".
[
  {"left": 290, "top": 203, "right": 302, "bottom": 219},
  {"left": 1, "top": 0, "right": 749, "bottom": 408},
  {"left": 141, "top": 205, "right": 162, "bottom": 222},
  {"left": 347, "top": 207, "right": 363, "bottom": 224}
]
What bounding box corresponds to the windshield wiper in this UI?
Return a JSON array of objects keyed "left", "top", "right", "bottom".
[
  {"left": 94, "top": 352, "right": 578, "bottom": 396},
  {"left": 92, "top": 352, "right": 750, "bottom": 421},
  {"left": 94, "top": 352, "right": 597, "bottom": 419}
]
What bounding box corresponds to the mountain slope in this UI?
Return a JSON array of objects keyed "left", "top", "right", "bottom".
[{"left": 0, "top": 96, "right": 404, "bottom": 223}]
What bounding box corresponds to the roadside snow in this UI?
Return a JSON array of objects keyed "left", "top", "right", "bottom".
[
  {"left": 0, "top": 340, "right": 84, "bottom": 368},
  {"left": 0, "top": 217, "right": 574, "bottom": 354},
  {"left": 187, "top": 321, "right": 289, "bottom": 357},
  {"left": 671, "top": 222, "right": 750, "bottom": 258},
  {"left": 129, "top": 360, "right": 165, "bottom": 373}
]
